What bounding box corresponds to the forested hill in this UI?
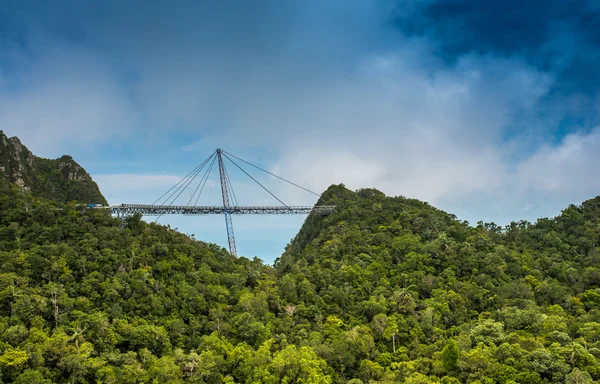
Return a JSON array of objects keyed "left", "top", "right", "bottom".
[
  {"left": 1, "top": 181, "right": 600, "bottom": 383},
  {"left": 277, "top": 184, "right": 600, "bottom": 383},
  {"left": 0, "top": 131, "right": 106, "bottom": 205}
]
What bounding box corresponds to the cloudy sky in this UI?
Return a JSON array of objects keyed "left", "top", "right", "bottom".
[{"left": 1, "top": 0, "right": 600, "bottom": 262}]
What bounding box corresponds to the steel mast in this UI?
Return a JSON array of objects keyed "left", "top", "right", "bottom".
[
  {"left": 108, "top": 148, "right": 335, "bottom": 256},
  {"left": 217, "top": 149, "right": 237, "bottom": 256}
]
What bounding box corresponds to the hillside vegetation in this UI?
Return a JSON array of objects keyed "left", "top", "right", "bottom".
[
  {"left": 0, "top": 182, "right": 600, "bottom": 383},
  {"left": 0, "top": 131, "right": 106, "bottom": 205}
]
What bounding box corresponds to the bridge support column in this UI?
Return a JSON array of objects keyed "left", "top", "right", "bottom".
[{"left": 217, "top": 149, "right": 237, "bottom": 256}]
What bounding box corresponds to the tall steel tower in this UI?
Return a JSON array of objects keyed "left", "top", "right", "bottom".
[{"left": 217, "top": 149, "right": 237, "bottom": 256}]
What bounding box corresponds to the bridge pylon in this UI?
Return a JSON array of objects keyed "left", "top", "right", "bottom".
[
  {"left": 217, "top": 149, "right": 237, "bottom": 256},
  {"left": 107, "top": 149, "right": 334, "bottom": 256}
]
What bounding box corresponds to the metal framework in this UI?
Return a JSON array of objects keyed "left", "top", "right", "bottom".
[
  {"left": 104, "top": 148, "right": 334, "bottom": 257},
  {"left": 217, "top": 149, "right": 237, "bottom": 256},
  {"left": 109, "top": 204, "right": 335, "bottom": 216}
]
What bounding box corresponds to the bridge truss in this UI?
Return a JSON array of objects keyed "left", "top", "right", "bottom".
[
  {"left": 109, "top": 149, "right": 334, "bottom": 256},
  {"left": 111, "top": 205, "right": 335, "bottom": 216}
]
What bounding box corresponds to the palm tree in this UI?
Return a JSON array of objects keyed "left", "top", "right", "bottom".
[{"left": 392, "top": 284, "right": 417, "bottom": 312}]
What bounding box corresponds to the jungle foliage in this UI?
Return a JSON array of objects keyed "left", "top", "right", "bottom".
[{"left": 1, "top": 184, "right": 600, "bottom": 383}]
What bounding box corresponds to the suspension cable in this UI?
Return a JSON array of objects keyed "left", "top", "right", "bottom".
[
  {"left": 187, "top": 154, "right": 217, "bottom": 206},
  {"left": 223, "top": 162, "right": 239, "bottom": 206},
  {"left": 222, "top": 152, "right": 289, "bottom": 208},
  {"left": 165, "top": 159, "right": 208, "bottom": 207},
  {"left": 207, "top": 160, "right": 219, "bottom": 206},
  {"left": 156, "top": 163, "right": 205, "bottom": 207},
  {"left": 222, "top": 150, "right": 319, "bottom": 196},
  {"left": 153, "top": 152, "right": 215, "bottom": 223},
  {"left": 152, "top": 151, "right": 216, "bottom": 205},
  {"left": 192, "top": 155, "right": 218, "bottom": 206}
]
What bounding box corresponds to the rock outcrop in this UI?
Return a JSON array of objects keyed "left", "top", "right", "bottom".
[{"left": 0, "top": 130, "right": 107, "bottom": 204}]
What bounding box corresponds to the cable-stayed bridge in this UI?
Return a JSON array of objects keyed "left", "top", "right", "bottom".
[
  {"left": 110, "top": 205, "right": 335, "bottom": 216},
  {"left": 97, "top": 149, "right": 334, "bottom": 256}
]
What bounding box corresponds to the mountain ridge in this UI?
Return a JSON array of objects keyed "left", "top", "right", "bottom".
[
  {"left": 1, "top": 135, "right": 600, "bottom": 382},
  {"left": 0, "top": 130, "right": 107, "bottom": 205}
]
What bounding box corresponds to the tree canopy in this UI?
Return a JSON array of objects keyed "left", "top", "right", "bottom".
[{"left": 0, "top": 183, "right": 599, "bottom": 383}]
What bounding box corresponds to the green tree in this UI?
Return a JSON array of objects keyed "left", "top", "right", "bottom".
[
  {"left": 442, "top": 339, "right": 459, "bottom": 372},
  {"left": 565, "top": 368, "right": 593, "bottom": 384}
]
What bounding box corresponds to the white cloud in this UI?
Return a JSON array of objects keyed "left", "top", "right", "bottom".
[
  {"left": 261, "top": 52, "right": 552, "bottom": 208},
  {"left": 0, "top": 36, "right": 138, "bottom": 157},
  {"left": 94, "top": 174, "right": 181, "bottom": 192},
  {"left": 94, "top": 174, "right": 181, "bottom": 204},
  {"left": 516, "top": 127, "right": 600, "bottom": 194},
  {"left": 3, "top": 0, "right": 599, "bottom": 236},
  {"left": 88, "top": 33, "right": 593, "bottom": 227}
]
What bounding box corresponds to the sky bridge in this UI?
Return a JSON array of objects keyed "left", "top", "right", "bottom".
[
  {"left": 104, "top": 149, "right": 334, "bottom": 256},
  {"left": 110, "top": 204, "right": 335, "bottom": 216}
]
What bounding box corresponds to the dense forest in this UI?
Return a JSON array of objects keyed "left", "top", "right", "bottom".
[{"left": 0, "top": 180, "right": 599, "bottom": 383}]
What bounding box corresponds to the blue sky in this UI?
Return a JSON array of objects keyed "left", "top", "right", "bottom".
[{"left": 1, "top": 0, "right": 600, "bottom": 263}]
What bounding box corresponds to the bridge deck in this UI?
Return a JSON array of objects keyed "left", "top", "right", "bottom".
[{"left": 108, "top": 204, "right": 335, "bottom": 216}]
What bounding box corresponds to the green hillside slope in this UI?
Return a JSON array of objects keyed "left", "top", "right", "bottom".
[
  {"left": 276, "top": 185, "right": 600, "bottom": 383},
  {"left": 0, "top": 182, "right": 599, "bottom": 383}
]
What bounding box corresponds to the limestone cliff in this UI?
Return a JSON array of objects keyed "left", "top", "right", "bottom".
[{"left": 0, "top": 130, "right": 107, "bottom": 204}]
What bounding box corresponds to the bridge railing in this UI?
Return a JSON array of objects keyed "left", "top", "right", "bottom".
[{"left": 107, "top": 204, "right": 335, "bottom": 216}]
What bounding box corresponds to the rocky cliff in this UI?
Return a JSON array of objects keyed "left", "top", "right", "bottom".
[{"left": 0, "top": 130, "right": 107, "bottom": 204}]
